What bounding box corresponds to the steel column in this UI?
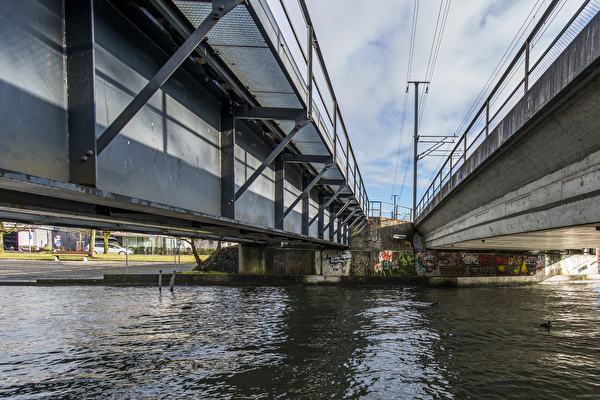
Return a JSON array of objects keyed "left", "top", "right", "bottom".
[
  {"left": 274, "top": 154, "right": 284, "bottom": 230},
  {"left": 66, "top": 0, "right": 97, "bottom": 187},
  {"left": 220, "top": 104, "right": 235, "bottom": 219},
  {"left": 301, "top": 176, "right": 309, "bottom": 236}
]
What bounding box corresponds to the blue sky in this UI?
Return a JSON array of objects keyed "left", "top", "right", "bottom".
[{"left": 267, "top": 0, "right": 587, "bottom": 211}]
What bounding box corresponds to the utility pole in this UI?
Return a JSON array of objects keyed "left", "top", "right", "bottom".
[
  {"left": 407, "top": 80, "right": 429, "bottom": 220},
  {"left": 391, "top": 194, "right": 399, "bottom": 219}
]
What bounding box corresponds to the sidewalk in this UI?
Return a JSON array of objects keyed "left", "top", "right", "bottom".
[{"left": 0, "top": 259, "right": 197, "bottom": 283}]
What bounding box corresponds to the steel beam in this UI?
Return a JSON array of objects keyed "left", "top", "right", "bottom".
[
  {"left": 234, "top": 106, "right": 306, "bottom": 121},
  {"left": 319, "top": 179, "right": 346, "bottom": 186},
  {"left": 235, "top": 120, "right": 309, "bottom": 201},
  {"left": 274, "top": 154, "right": 284, "bottom": 229},
  {"left": 66, "top": 0, "right": 97, "bottom": 187},
  {"left": 283, "top": 163, "right": 333, "bottom": 219},
  {"left": 96, "top": 0, "right": 243, "bottom": 154},
  {"left": 317, "top": 192, "right": 325, "bottom": 239},
  {"left": 220, "top": 104, "right": 235, "bottom": 219},
  {"left": 284, "top": 154, "right": 332, "bottom": 164}
]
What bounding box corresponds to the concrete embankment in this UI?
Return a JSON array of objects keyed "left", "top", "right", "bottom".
[{"left": 8, "top": 273, "right": 596, "bottom": 287}]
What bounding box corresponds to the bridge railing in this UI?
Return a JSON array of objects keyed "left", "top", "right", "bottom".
[
  {"left": 415, "top": 0, "right": 600, "bottom": 218},
  {"left": 264, "top": 0, "right": 370, "bottom": 214},
  {"left": 368, "top": 201, "right": 412, "bottom": 222}
]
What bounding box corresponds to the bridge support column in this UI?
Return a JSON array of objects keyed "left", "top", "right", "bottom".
[
  {"left": 274, "top": 155, "right": 284, "bottom": 230},
  {"left": 220, "top": 104, "right": 235, "bottom": 219},
  {"left": 66, "top": 0, "right": 97, "bottom": 187},
  {"left": 238, "top": 244, "right": 267, "bottom": 274}
]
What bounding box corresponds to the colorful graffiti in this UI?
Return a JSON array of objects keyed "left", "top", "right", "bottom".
[
  {"left": 476, "top": 254, "right": 543, "bottom": 276},
  {"left": 374, "top": 251, "right": 415, "bottom": 276},
  {"left": 415, "top": 252, "right": 439, "bottom": 276}
]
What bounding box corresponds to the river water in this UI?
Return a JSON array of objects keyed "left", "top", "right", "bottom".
[{"left": 1, "top": 283, "right": 599, "bottom": 399}]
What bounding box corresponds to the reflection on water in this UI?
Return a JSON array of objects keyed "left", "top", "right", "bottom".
[{"left": 0, "top": 283, "right": 599, "bottom": 399}]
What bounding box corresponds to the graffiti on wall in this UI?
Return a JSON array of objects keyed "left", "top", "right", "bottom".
[
  {"left": 476, "top": 254, "right": 544, "bottom": 275},
  {"left": 457, "top": 253, "right": 479, "bottom": 266},
  {"left": 415, "top": 252, "right": 440, "bottom": 276},
  {"left": 374, "top": 251, "right": 415, "bottom": 276},
  {"left": 323, "top": 250, "right": 352, "bottom": 276}
]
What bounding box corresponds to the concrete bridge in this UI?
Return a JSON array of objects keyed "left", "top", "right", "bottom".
[
  {"left": 0, "top": 0, "right": 368, "bottom": 248},
  {"left": 415, "top": 3, "right": 600, "bottom": 252}
]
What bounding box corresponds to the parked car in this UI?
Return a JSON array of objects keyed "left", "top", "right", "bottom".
[{"left": 92, "top": 243, "right": 133, "bottom": 255}]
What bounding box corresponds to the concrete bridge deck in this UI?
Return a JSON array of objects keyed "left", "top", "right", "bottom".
[{"left": 415, "top": 6, "right": 600, "bottom": 252}]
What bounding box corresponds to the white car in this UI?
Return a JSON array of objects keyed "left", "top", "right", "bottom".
[{"left": 93, "top": 243, "right": 133, "bottom": 255}]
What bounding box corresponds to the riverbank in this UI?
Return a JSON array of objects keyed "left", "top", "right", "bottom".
[
  {"left": 1, "top": 258, "right": 598, "bottom": 287},
  {"left": 3, "top": 271, "right": 600, "bottom": 287}
]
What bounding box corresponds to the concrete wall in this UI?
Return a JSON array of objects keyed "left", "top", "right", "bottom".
[
  {"left": 415, "top": 252, "right": 545, "bottom": 277},
  {"left": 415, "top": 13, "right": 600, "bottom": 251}
]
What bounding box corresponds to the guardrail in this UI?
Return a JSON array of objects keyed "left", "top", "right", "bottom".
[
  {"left": 415, "top": 0, "right": 600, "bottom": 218},
  {"left": 265, "top": 0, "right": 369, "bottom": 214},
  {"left": 368, "top": 201, "right": 412, "bottom": 222}
]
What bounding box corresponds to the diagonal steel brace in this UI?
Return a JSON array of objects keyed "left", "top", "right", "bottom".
[
  {"left": 283, "top": 163, "right": 334, "bottom": 219},
  {"left": 96, "top": 0, "right": 243, "bottom": 154},
  {"left": 235, "top": 118, "right": 309, "bottom": 201}
]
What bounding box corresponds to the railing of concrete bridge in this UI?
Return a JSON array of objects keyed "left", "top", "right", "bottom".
[
  {"left": 368, "top": 201, "right": 412, "bottom": 222},
  {"left": 265, "top": 0, "right": 369, "bottom": 213},
  {"left": 415, "top": 0, "right": 600, "bottom": 218}
]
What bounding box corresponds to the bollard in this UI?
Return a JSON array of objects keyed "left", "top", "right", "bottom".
[
  {"left": 169, "top": 271, "right": 176, "bottom": 292},
  {"left": 158, "top": 269, "right": 162, "bottom": 292}
]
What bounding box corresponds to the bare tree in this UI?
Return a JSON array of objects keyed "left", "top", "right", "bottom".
[
  {"left": 181, "top": 237, "right": 206, "bottom": 270},
  {"left": 0, "top": 222, "right": 29, "bottom": 253}
]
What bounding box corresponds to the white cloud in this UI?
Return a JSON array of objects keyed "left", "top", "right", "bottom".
[{"left": 271, "top": 0, "right": 589, "bottom": 209}]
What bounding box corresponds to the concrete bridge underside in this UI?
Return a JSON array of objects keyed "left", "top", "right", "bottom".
[
  {"left": 415, "top": 13, "right": 600, "bottom": 252},
  {"left": 0, "top": 0, "right": 368, "bottom": 247}
]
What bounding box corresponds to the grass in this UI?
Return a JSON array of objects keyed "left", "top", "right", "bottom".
[
  {"left": 180, "top": 270, "right": 227, "bottom": 275},
  {"left": 0, "top": 252, "right": 208, "bottom": 263}
]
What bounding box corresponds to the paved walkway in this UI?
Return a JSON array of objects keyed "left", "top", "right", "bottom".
[{"left": 0, "top": 259, "right": 197, "bottom": 282}]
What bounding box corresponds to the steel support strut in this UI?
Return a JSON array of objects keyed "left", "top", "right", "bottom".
[
  {"left": 283, "top": 163, "right": 333, "bottom": 219},
  {"left": 320, "top": 200, "right": 351, "bottom": 235},
  {"left": 66, "top": 0, "right": 96, "bottom": 187},
  {"left": 96, "top": 0, "right": 243, "bottom": 154},
  {"left": 235, "top": 119, "right": 309, "bottom": 201},
  {"left": 308, "top": 185, "right": 345, "bottom": 227}
]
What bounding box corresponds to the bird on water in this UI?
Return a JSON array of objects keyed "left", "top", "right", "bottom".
[{"left": 540, "top": 321, "right": 552, "bottom": 329}]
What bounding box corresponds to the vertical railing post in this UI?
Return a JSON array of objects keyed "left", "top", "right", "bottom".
[
  {"left": 306, "top": 25, "right": 314, "bottom": 119},
  {"left": 485, "top": 100, "right": 490, "bottom": 137},
  {"left": 332, "top": 101, "right": 337, "bottom": 162},
  {"left": 525, "top": 40, "right": 530, "bottom": 93}
]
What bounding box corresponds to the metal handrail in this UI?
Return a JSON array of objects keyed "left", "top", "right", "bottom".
[
  {"left": 368, "top": 201, "right": 412, "bottom": 221},
  {"left": 415, "top": 0, "right": 599, "bottom": 218},
  {"left": 272, "top": 0, "right": 370, "bottom": 215}
]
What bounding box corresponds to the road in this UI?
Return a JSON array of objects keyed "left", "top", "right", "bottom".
[{"left": 0, "top": 259, "right": 196, "bottom": 282}]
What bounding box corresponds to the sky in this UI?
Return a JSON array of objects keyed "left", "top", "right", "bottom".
[{"left": 266, "top": 0, "right": 588, "bottom": 212}]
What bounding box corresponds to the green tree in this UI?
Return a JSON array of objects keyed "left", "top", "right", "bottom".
[
  {"left": 96, "top": 230, "right": 113, "bottom": 254},
  {"left": 0, "top": 222, "right": 29, "bottom": 253}
]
